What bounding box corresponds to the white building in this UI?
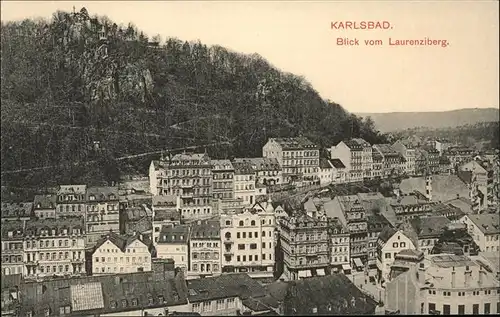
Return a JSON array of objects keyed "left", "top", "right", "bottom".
[
  {"left": 376, "top": 227, "right": 417, "bottom": 283},
  {"left": 85, "top": 186, "right": 120, "bottom": 247},
  {"left": 460, "top": 213, "right": 500, "bottom": 252},
  {"left": 189, "top": 218, "right": 222, "bottom": 278},
  {"left": 156, "top": 225, "right": 190, "bottom": 273},
  {"left": 92, "top": 232, "right": 151, "bottom": 275},
  {"left": 220, "top": 204, "right": 276, "bottom": 278},
  {"left": 330, "top": 139, "right": 366, "bottom": 183},
  {"left": 152, "top": 195, "right": 181, "bottom": 244},
  {"left": 262, "top": 137, "right": 319, "bottom": 186},
  {"left": 23, "top": 217, "right": 86, "bottom": 278},
  {"left": 393, "top": 141, "right": 416, "bottom": 176},
  {"left": 330, "top": 158, "right": 347, "bottom": 184},
  {"left": 318, "top": 158, "right": 334, "bottom": 186},
  {"left": 33, "top": 194, "right": 57, "bottom": 219},
  {"left": 232, "top": 161, "right": 257, "bottom": 206}
]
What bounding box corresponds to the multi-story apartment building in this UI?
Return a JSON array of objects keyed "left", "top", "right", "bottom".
[
  {"left": 233, "top": 157, "right": 282, "bottom": 186},
  {"left": 385, "top": 254, "right": 500, "bottom": 315},
  {"left": 389, "top": 195, "right": 434, "bottom": 223},
  {"left": 189, "top": 218, "right": 222, "bottom": 277},
  {"left": 220, "top": 208, "right": 276, "bottom": 278},
  {"left": 232, "top": 161, "right": 257, "bottom": 206},
  {"left": 1, "top": 220, "right": 25, "bottom": 276},
  {"left": 460, "top": 160, "right": 489, "bottom": 188},
  {"left": 357, "top": 138, "right": 373, "bottom": 180},
  {"left": 328, "top": 217, "right": 350, "bottom": 274},
  {"left": 444, "top": 146, "right": 476, "bottom": 169},
  {"left": 330, "top": 158, "right": 347, "bottom": 184},
  {"left": 85, "top": 186, "right": 120, "bottom": 247},
  {"left": 416, "top": 147, "right": 441, "bottom": 175},
  {"left": 33, "top": 194, "right": 56, "bottom": 219},
  {"left": 92, "top": 232, "right": 151, "bottom": 275},
  {"left": 211, "top": 159, "right": 235, "bottom": 203},
  {"left": 279, "top": 213, "right": 329, "bottom": 280},
  {"left": 393, "top": 141, "right": 416, "bottom": 176},
  {"left": 460, "top": 213, "right": 500, "bottom": 252},
  {"left": 373, "top": 144, "right": 404, "bottom": 177},
  {"left": 149, "top": 153, "right": 213, "bottom": 219},
  {"left": 371, "top": 148, "right": 384, "bottom": 179},
  {"left": 434, "top": 139, "right": 454, "bottom": 155},
  {"left": 367, "top": 214, "right": 393, "bottom": 269},
  {"left": 319, "top": 158, "right": 334, "bottom": 186},
  {"left": 24, "top": 217, "right": 86, "bottom": 278},
  {"left": 156, "top": 224, "right": 190, "bottom": 272},
  {"left": 152, "top": 195, "right": 181, "bottom": 244},
  {"left": 56, "top": 185, "right": 87, "bottom": 218},
  {"left": 376, "top": 227, "right": 417, "bottom": 284},
  {"left": 330, "top": 140, "right": 364, "bottom": 183},
  {"left": 401, "top": 216, "right": 451, "bottom": 255},
  {"left": 263, "top": 137, "right": 319, "bottom": 186},
  {"left": 331, "top": 195, "right": 368, "bottom": 269}
]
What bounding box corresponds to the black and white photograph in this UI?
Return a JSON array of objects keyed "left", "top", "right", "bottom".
[{"left": 1, "top": 0, "right": 499, "bottom": 316}]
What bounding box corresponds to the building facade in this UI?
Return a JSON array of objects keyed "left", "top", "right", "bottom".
[
  {"left": 85, "top": 186, "right": 120, "bottom": 247},
  {"left": 33, "top": 194, "right": 57, "bottom": 219},
  {"left": 56, "top": 185, "right": 87, "bottom": 218},
  {"left": 263, "top": 137, "right": 319, "bottom": 186},
  {"left": 393, "top": 141, "right": 416, "bottom": 176},
  {"left": 189, "top": 218, "right": 222, "bottom": 278},
  {"left": 211, "top": 159, "right": 235, "bottom": 202},
  {"left": 92, "top": 232, "right": 151, "bottom": 275},
  {"left": 156, "top": 225, "right": 190, "bottom": 272},
  {"left": 330, "top": 140, "right": 364, "bottom": 183},
  {"left": 152, "top": 195, "right": 181, "bottom": 244},
  {"left": 220, "top": 207, "right": 276, "bottom": 278},
  {"left": 232, "top": 161, "right": 257, "bottom": 207},
  {"left": 279, "top": 213, "right": 330, "bottom": 280},
  {"left": 376, "top": 228, "right": 417, "bottom": 283},
  {"left": 1, "top": 220, "right": 25, "bottom": 276},
  {"left": 328, "top": 217, "right": 350, "bottom": 273},
  {"left": 460, "top": 214, "right": 500, "bottom": 252}
]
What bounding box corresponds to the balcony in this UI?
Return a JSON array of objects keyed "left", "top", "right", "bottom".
[
  {"left": 223, "top": 240, "right": 234, "bottom": 245},
  {"left": 181, "top": 192, "right": 194, "bottom": 199},
  {"left": 25, "top": 260, "right": 39, "bottom": 266},
  {"left": 181, "top": 184, "right": 194, "bottom": 189},
  {"left": 223, "top": 249, "right": 234, "bottom": 255},
  {"left": 71, "top": 258, "right": 85, "bottom": 263}
]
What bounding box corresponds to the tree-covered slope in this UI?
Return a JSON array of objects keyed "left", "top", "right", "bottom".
[{"left": 1, "top": 8, "right": 386, "bottom": 189}]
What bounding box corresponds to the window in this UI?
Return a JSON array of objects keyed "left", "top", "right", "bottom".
[
  {"left": 484, "top": 303, "right": 490, "bottom": 315},
  {"left": 385, "top": 253, "right": 391, "bottom": 259},
  {"left": 227, "top": 298, "right": 235, "bottom": 308},
  {"left": 473, "top": 304, "right": 479, "bottom": 315},
  {"left": 429, "top": 303, "right": 436, "bottom": 313},
  {"left": 239, "top": 221, "right": 244, "bottom": 226},
  {"left": 250, "top": 243, "right": 257, "bottom": 250},
  {"left": 237, "top": 232, "right": 240, "bottom": 238},
  {"left": 458, "top": 305, "right": 465, "bottom": 315},
  {"left": 238, "top": 244, "right": 245, "bottom": 250},
  {"left": 216, "top": 299, "right": 225, "bottom": 310},
  {"left": 203, "top": 301, "right": 211, "bottom": 312},
  {"left": 443, "top": 304, "right": 450, "bottom": 315}
]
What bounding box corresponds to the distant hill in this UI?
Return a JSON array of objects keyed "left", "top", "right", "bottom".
[{"left": 356, "top": 108, "right": 499, "bottom": 132}]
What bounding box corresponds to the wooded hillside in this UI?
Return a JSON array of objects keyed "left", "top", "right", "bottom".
[{"left": 1, "top": 8, "right": 386, "bottom": 191}]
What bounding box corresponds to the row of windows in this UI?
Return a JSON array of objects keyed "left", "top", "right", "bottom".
[
  {"left": 213, "top": 173, "right": 233, "bottom": 180},
  {"left": 95, "top": 266, "right": 145, "bottom": 274},
  {"left": 192, "top": 252, "right": 219, "bottom": 260},
  {"left": 192, "top": 242, "right": 219, "bottom": 248},
  {"left": 429, "top": 290, "right": 496, "bottom": 296},
  {"left": 33, "top": 251, "right": 82, "bottom": 261},
  {"left": 58, "top": 204, "right": 84, "bottom": 213},
  {"left": 235, "top": 254, "right": 271, "bottom": 262},
  {"left": 86, "top": 204, "right": 118, "bottom": 212},
  {"left": 235, "top": 175, "right": 254, "bottom": 181},
  {"left": 212, "top": 182, "right": 233, "bottom": 189},
  {"left": 2, "top": 255, "right": 23, "bottom": 263},
  {"left": 95, "top": 256, "right": 149, "bottom": 263},
  {"left": 283, "top": 151, "right": 318, "bottom": 158},
  {"left": 235, "top": 184, "right": 254, "bottom": 190},
  {"left": 428, "top": 302, "right": 496, "bottom": 315},
  {"left": 332, "top": 256, "right": 349, "bottom": 263},
  {"left": 167, "top": 168, "right": 211, "bottom": 176},
  {"left": 191, "top": 263, "right": 220, "bottom": 272},
  {"left": 192, "top": 298, "right": 236, "bottom": 312}
]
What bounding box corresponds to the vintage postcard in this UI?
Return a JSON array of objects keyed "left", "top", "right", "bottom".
[{"left": 1, "top": 1, "right": 499, "bottom": 316}]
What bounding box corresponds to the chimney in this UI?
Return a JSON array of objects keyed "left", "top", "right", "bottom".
[
  {"left": 451, "top": 268, "right": 456, "bottom": 288},
  {"left": 418, "top": 263, "right": 426, "bottom": 284}
]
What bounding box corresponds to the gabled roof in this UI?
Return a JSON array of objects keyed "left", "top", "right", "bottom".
[
  {"left": 232, "top": 161, "right": 256, "bottom": 175},
  {"left": 186, "top": 273, "right": 268, "bottom": 302},
  {"left": 268, "top": 137, "right": 318, "bottom": 150},
  {"left": 330, "top": 158, "right": 346, "bottom": 169},
  {"left": 233, "top": 157, "right": 280, "bottom": 171},
  {"left": 278, "top": 274, "right": 377, "bottom": 315},
  {"left": 33, "top": 195, "right": 57, "bottom": 210},
  {"left": 158, "top": 225, "right": 190, "bottom": 244},
  {"left": 25, "top": 217, "right": 85, "bottom": 236},
  {"left": 465, "top": 214, "right": 500, "bottom": 235},
  {"left": 171, "top": 153, "right": 210, "bottom": 162},
  {"left": 86, "top": 186, "right": 119, "bottom": 201},
  {"left": 211, "top": 159, "right": 234, "bottom": 170},
  {"left": 94, "top": 232, "right": 147, "bottom": 253},
  {"left": 190, "top": 219, "right": 220, "bottom": 239},
  {"left": 319, "top": 158, "right": 333, "bottom": 169},
  {"left": 408, "top": 216, "right": 451, "bottom": 239},
  {"left": 58, "top": 185, "right": 87, "bottom": 195},
  {"left": 378, "top": 227, "right": 397, "bottom": 244}
]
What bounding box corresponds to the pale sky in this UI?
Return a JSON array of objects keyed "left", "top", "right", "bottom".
[{"left": 1, "top": 0, "right": 499, "bottom": 113}]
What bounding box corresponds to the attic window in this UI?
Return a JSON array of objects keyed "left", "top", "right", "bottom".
[
  {"left": 148, "top": 296, "right": 154, "bottom": 305},
  {"left": 89, "top": 195, "right": 96, "bottom": 201},
  {"left": 158, "top": 295, "right": 165, "bottom": 303},
  {"left": 110, "top": 301, "right": 117, "bottom": 309},
  {"left": 132, "top": 298, "right": 138, "bottom": 306},
  {"left": 121, "top": 299, "right": 128, "bottom": 308},
  {"left": 312, "top": 307, "right": 318, "bottom": 313}
]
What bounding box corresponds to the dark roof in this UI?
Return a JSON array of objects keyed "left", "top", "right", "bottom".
[
  {"left": 330, "top": 159, "right": 346, "bottom": 169},
  {"left": 57, "top": 185, "right": 86, "bottom": 195},
  {"left": 432, "top": 203, "right": 466, "bottom": 220},
  {"left": 33, "top": 195, "right": 57, "bottom": 210},
  {"left": 232, "top": 161, "right": 256, "bottom": 175},
  {"left": 465, "top": 214, "right": 500, "bottom": 235},
  {"left": 233, "top": 157, "right": 280, "bottom": 171},
  {"left": 152, "top": 195, "right": 178, "bottom": 207},
  {"left": 125, "top": 206, "right": 151, "bottom": 221},
  {"left": 86, "top": 186, "right": 119, "bottom": 202},
  {"left": 24, "top": 217, "right": 85, "bottom": 236},
  {"left": 343, "top": 139, "right": 363, "bottom": 150},
  {"left": 278, "top": 274, "right": 377, "bottom": 315},
  {"left": 94, "top": 232, "right": 147, "bottom": 252},
  {"left": 1, "top": 274, "right": 22, "bottom": 290},
  {"left": 378, "top": 227, "right": 397, "bottom": 243},
  {"left": 269, "top": 137, "right": 318, "bottom": 150},
  {"left": 211, "top": 159, "right": 234, "bottom": 171},
  {"left": 408, "top": 216, "right": 451, "bottom": 239},
  {"left": 186, "top": 273, "right": 268, "bottom": 303},
  {"left": 154, "top": 209, "right": 181, "bottom": 222},
  {"left": 457, "top": 170, "right": 473, "bottom": 184},
  {"left": 367, "top": 214, "right": 392, "bottom": 233},
  {"left": 319, "top": 158, "right": 332, "bottom": 169},
  {"left": 190, "top": 219, "right": 220, "bottom": 239},
  {"left": 374, "top": 144, "right": 399, "bottom": 156},
  {"left": 18, "top": 270, "right": 188, "bottom": 316},
  {"left": 0, "top": 220, "right": 24, "bottom": 239},
  {"left": 1, "top": 202, "right": 33, "bottom": 218},
  {"left": 158, "top": 225, "right": 190, "bottom": 244}
]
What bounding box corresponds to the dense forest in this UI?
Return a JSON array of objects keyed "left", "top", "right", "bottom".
[
  {"left": 1, "top": 8, "right": 386, "bottom": 192},
  {"left": 392, "top": 122, "right": 499, "bottom": 150}
]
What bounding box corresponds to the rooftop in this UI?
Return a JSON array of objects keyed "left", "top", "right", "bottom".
[
  {"left": 319, "top": 158, "right": 333, "bottom": 169},
  {"left": 25, "top": 217, "right": 85, "bottom": 236},
  {"left": 269, "top": 137, "right": 318, "bottom": 150},
  {"left": 94, "top": 232, "right": 148, "bottom": 253},
  {"left": 233, "top": 157, "right": 280, "bottom": 171},
  {"left": 408, "top": 216, "right": 451, "bottom": 239},
  {"left": 58, "top": 185, "right": 87, "bottom": 195},
  {"left": 400, "top": 175, "right": 470, "bottom": 203},
  {"left": 190, "top": 219, "right": 220, "bottom": 239},
  {"left": 211, "top": 159, "right": 234, "bottom": 171},
  {"left": 158, "top": 225, "right": 190, "bottom": 244},
  {"left": 186, "top": 273, "right": 267, "bottom": 303},
  {"left": 330, "top": 158, "right": 346, "bottom": 169},
  {"left": 428, "top": 254, "right": 477, "bottom": 268},
  {"left": 232, "top": 161, "right": 257, "bottom": 175},
  {"left": 1, "top": 202, "right": 34, "bottom": 218},
  {"left": 33, "top": 195, "right": 57, "bottom": 210},
  {"left": 465, "top": 213, "right": 500, "bottom": 235},
  {"left": 86, "top": 186, "right": 119, "bottom": 201}
]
